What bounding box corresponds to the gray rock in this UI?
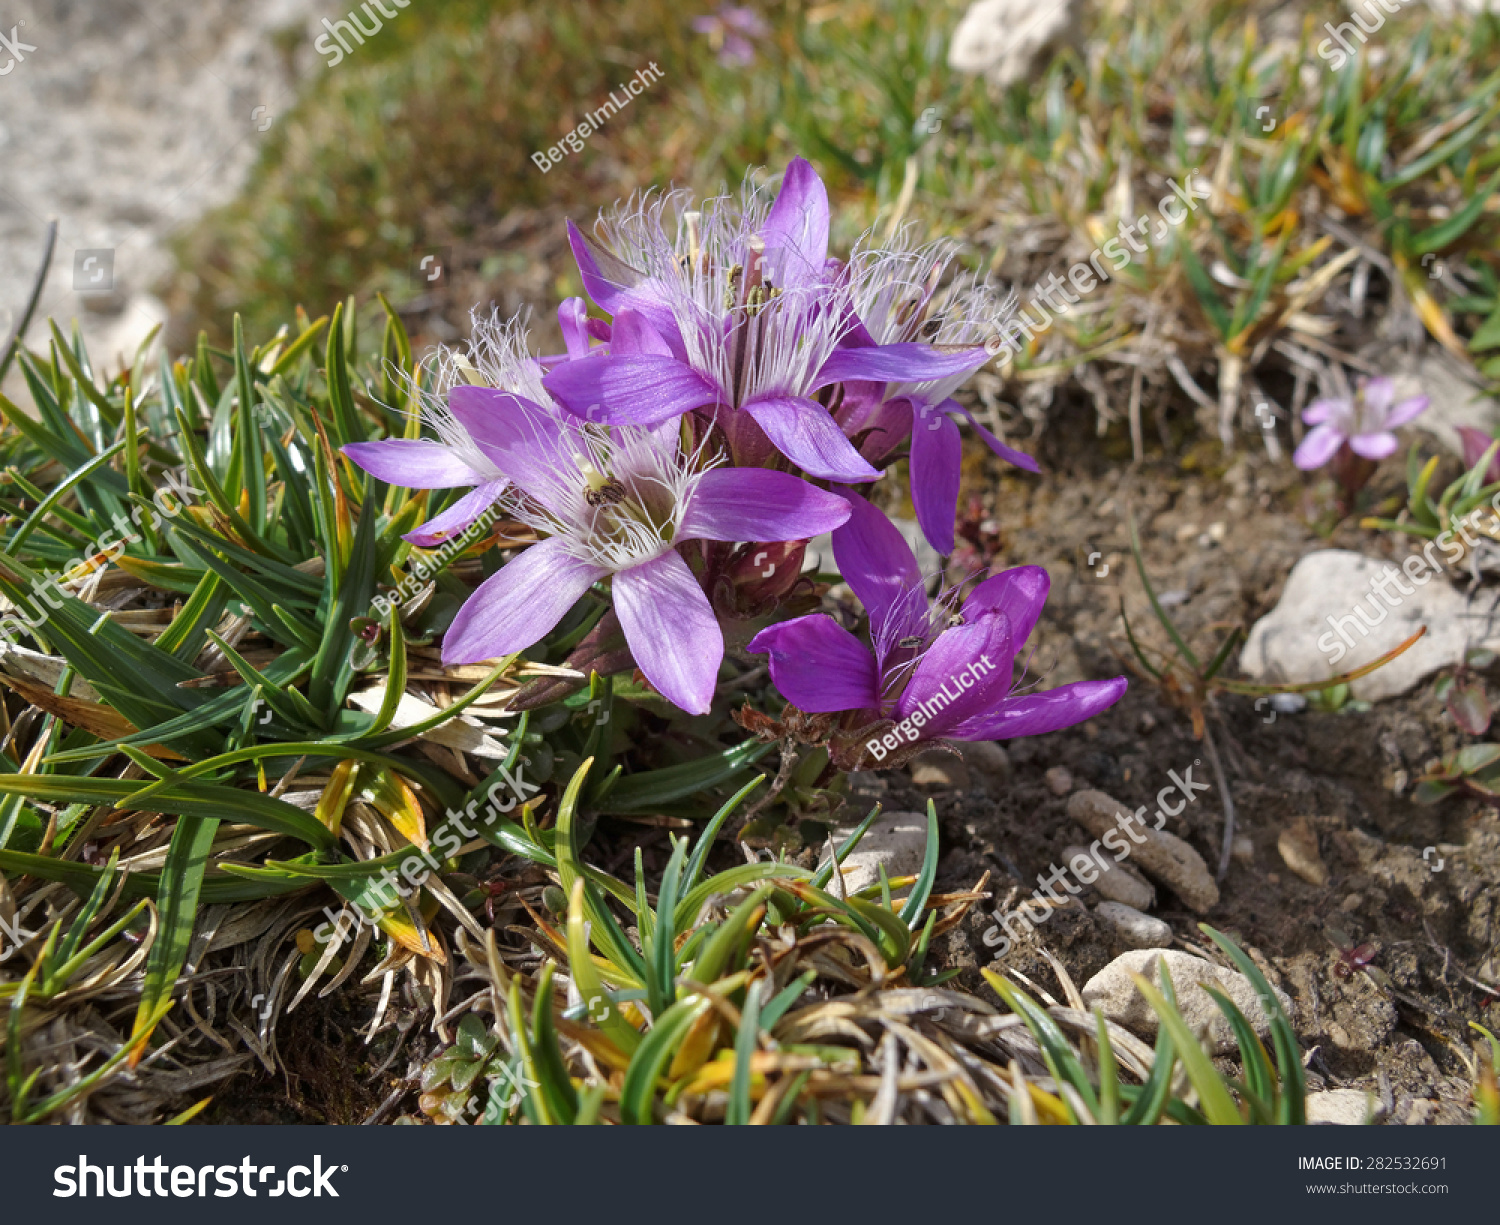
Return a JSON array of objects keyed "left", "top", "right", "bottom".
[
  {"left": 948, "top": 0, "right": 1082, "bottom": 88},
  {"left": 962, "top": 740, "right": 1011, "bottom": 782},
  {"left": 909, "top": 750, "right": 970, "bottom": 792},
  {"left": 1067, "top": 790, "right": 1219, "bottom": 913},
  {"left": 1396, "top": 351, "right": 1499, "bottom": 459},
  {"left": 1093, "top": 902, "right": 1172, "bottom": 949},
  {"left": 820, "top": 810, "right": 929, "bottom": 896},
  {"left": 1306, "top": 1089, "right": 1380, "bottom": 1125},
  {"left": 1239, "top": 550, "right": 1500, "bottom": 702},
  {"left": 1062, "top": 844, "right": 1156, "bottom": 911},
  {"left": 1277, "top": 817, "right": 1329, "bottom": 886},
  {"left": 1081, "top": 949, "right": 1293, "bottom": 1054},
  {"left": 1044, "top": 765, "right": 1073, "bottom": 796}
]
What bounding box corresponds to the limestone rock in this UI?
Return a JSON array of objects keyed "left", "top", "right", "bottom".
[
  {"left": 1240, "top": 550, "right": 1500, "bottom": 702},
  {"left": 963, "top": 740, "right": 1011, "bottom": 783},
  {"left": 1093, "top": 902, "right": 1172, "bottom": 949},
  {"left": 1306, "top": 1089, "right": 1380, "bottom": 1125},
  {"left": 909, "top": 750, "right": 970, "bottom": 792},
  {"left": 1278, "top": 817, "right": 1329, "bottom": 886},
  {"left": 1397, "top": 351, "right": 1499, "bottom": 459},
  {"left": 1067, "top": 790, "right": 1219, "bottom": 913},
  {"left": 1082, "top": 949, "right": 1293, "bottom": 1053},
  {"left": 949, "top": 0, "right": 1082, "bottom": 88},
  {"left": 819, "top": 810, "right": 929, "bottom": 896},
  {"left": 1063, "top": 844, "right": 1156, "bottom": 911}
]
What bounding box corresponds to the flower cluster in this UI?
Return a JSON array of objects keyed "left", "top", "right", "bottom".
[{"left": 344, "top": 159, "right": 1126, "bottom": 752}]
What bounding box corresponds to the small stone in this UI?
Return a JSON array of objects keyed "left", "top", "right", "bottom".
[
  {"left": 909, "top": 750, "right": 970, "bottom": 792},
  {"left": 1341, "top": 893, "right": 1364, "bottom": 913},
  {"left": 1306, "top": 1089, "right": 1379, "bottom": 1125},
  {"left": 1094, "top": 902, "right": 1172, "bottom": 949},
  {"left": 1063, "top": 844, "right": 1156, "bottom": 910},
  {"left": 1067, "top": 789, "right": 1219, "bottom": 913},
  {"left": 1232, "top": 836, "right": 1254, "bottom": 866},
  {"left": 948, "top": 0, "right": 1081, "bottom": 88},
  {"left": 1240, "top": 549, "right": 1500, "bottom": 702},
  {"left": 1044, "top": 766, "right": 1073, "bottom": 796},
  {"left": 1278, "top": 817, "right": 1329, "bottom": 886},
  {"left": 1081, "top": 949, "right": 1294, "bottom": 1054},
  {"left": 1327, "top": 1023, "right": 1353, "bottom": 1048},
  {"left": 820, "top": 811, "right": 929, "bottom": 895},
  {"left": 963, "top": 740, "right": 1011, "bottom": 782},
  {"left": 1137, "top": 712, "right": 1157, "bottom": 734},
  {"left": 1404, "top": 1098, "right": 1435, "bottom": 1126}
]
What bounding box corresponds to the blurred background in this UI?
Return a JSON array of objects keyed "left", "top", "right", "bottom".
[{"left": 3, "top": 0, "right": 1499, "bottom": 463}]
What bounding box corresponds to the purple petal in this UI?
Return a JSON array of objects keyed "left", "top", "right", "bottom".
[
  {"left": 760, "top": 157, "right": 830, "bottom": 289},
  {"left": 449, "top": 386, "right": 571, "bottom": 481},
  {"left": 1292, "top": 423, "right": 1345, "bottom": 470},
  {"left": 962, "top": 566, "right": 1050, "bottom": 648},
  {"left": 443, "top": 538, "right": 606, "bottom": 665},
  {"left": 747, "top": 615, "right": 881, "bottom": 712},
  {"left": 815, "top": 344, "right": 990, "bottom": 390},
  {"left": 544, "top": 354, "right": 720, "bottom": 426},
  {"left": 679, "top": 468, "right": 851, "bottom": 543},
  {"left": 612, "top": 550, "right": 723, "bottom": 714},
  {"left": 1349, "top": 430, "right": 1399, "bottom": 461},
  {"left": 948, "top": 400, "right": 1041, "bottom": 473},
  {"left": 896, "top": 613, "right": 1015, "bottom": 736},
  {"left": 558, "top": 297, "right": 593, "bottom": 360},
  {"left": 831, "top": 490, "right": 924, "bottom": 641},
  {"left": 1458, "top": 425, "right": 1499, "bottom": 472},
  {"left": 899, "top": 403, "right": 958, "bottom": 554},
  {"left": 742, "top": 395, "right": 879, "bottom": 482},
  {"left": 609, "top": 309, "right": 674, "bottom": 357},
  {"left": 1361, "top": 376, "right": 1396, "bottom": 419},
  {"left": 947, "top": 676, "right": 1128, "bottom": 741},
  {"left": 342, "top": 439, "right": 479, "bottom": 489},
  {"left": 405, "top": 480, "right": 506, "bottom": 547},
  {"left": 567, "top": 220, "right": 643, "bottom": 315},
  {"left": 1384, "top": 394, "right": 1428, "bottom": 428},
  {"left": 1301, "top": 397, "right": 1346, "bottom": 426}
]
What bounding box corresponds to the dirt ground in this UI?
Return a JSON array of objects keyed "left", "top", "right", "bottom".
[{"left": 841, "top": 402, "right": 1500, "bottom": 1127}]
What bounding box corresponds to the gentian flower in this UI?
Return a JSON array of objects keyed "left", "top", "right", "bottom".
[
  {"left": 342, "top": 311, "right": 545, "bottom": 546},
  {"left": 747, "top": 492, "right": 1126, "bottom": 757},
  {"left": 544, "top": 158, "right": 988, "bottom": 482},
  {"left": 840, "top": 235, "right": 1039, "bottom": 552},
  {"left": 433, "top": 391, "right": 851, "bottom": 714},
  {"left": 1457, "top": 426, "right": 1500, "bottom": 484},
  {"left": 1293, "top": 377, "right": 1428, "bottom": 469},
  {"left": 692, "top": 5, "right": 769, "bottom": 67}
]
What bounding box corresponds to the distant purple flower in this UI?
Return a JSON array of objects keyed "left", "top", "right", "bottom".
[
  {"left": 747, "top": 492, "right": 1126, "bottom": 747},
  {"left": 342, "top": 311, "right": 544, "bottom": 546},
  {"left": 546, "top": 158, "right": 986, "bottom": 482},
  {"left": 840, "top": 235, "right": 1039, "bottom": 553},
  {"left": 1457, "top": 426, "right": 1500, "bottom": 484},
  {"left": 692, "top": 5, "right": 769, "bottom": 66},
  {"left": 1293, "top": 377, "right": 1428, "bottom": 470},
  {"left": 434, "top": 390, "right": 850, "bottom": 714}
]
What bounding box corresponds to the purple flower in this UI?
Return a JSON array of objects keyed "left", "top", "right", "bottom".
[
  {"left": 1458, "top": 426, "right": 1500, "bottom": 484},
  {"left": 544, "top": 158, "right": 987, "bottom": 482},
  {"left": 433, "top": 390, "right": 851, "bottom": 714},
  {"left": 747, "top": 492, "right": 1126, "bottom": 747},
  {"left": 1293, "top": 377, "right": 1428, "bottom": 470},
  {"left": 840, "top": 235, "right": 1039, "bottom": 552},
  {"left": 342, "top": 311, "right": 547, "bottom": 547},
  {"left": 692, "top": 5, "right": 769, "bottom": 66}
]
